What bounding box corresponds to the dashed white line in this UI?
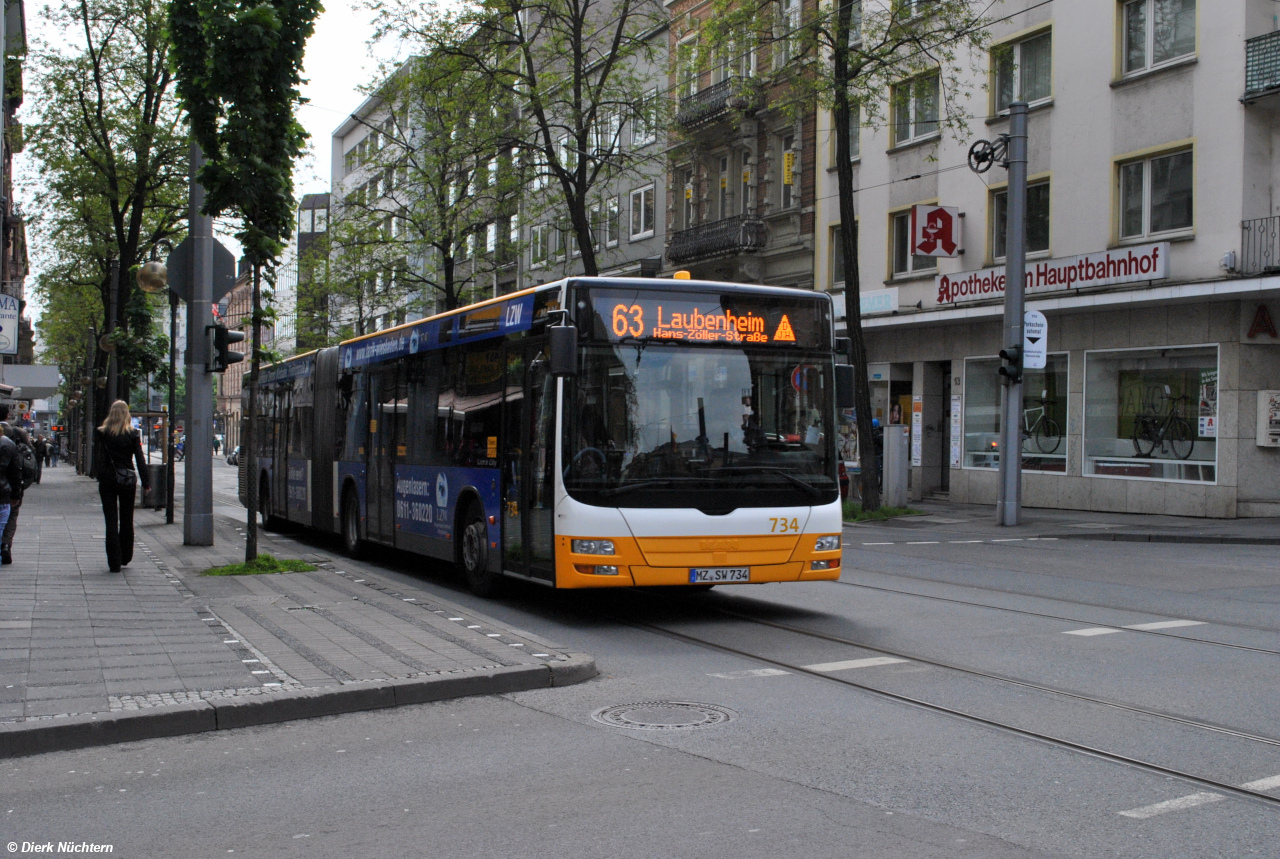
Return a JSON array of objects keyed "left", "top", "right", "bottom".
[
  {"left": 803, "top": 657, "right": 910, "bottom": 672},
  {"left": 1124, "top": 620, "right": 1205, "bottom": 631},
  {"left": 1063, "top": 628, "right": 1122, "bottom": 636},
  {"left": 1241, "top": 774, "right": 1280, "bottom": 792},
  {"left": 861, "top": 542, "right": 895, "bottom": 546},
  {"left": 708, "top": 668, "right": 791, "bottom": 680},
  {"left": 990, "top": 538, "right": 1023, "bottom": 542},
  {"left": 906, "top": 541, "right": 939, "bottom": 545},
  {"left": 1118, "top": 792, "right": 1224, "bottom": 819},
  {"left": 949, "top": 540, "right": 983, "bottom": 544}
]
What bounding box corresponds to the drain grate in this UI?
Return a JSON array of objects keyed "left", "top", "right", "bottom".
[{"left": 592, "top": 702, "right": 737, "bottom": 730}]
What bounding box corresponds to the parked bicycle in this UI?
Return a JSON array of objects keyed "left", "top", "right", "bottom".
[
  {"left": 1131, "top": 385, "right": 1195, "bottom": 460},
  {"left": 1022, "top": 391, "right": 1061, "bottom": 454}
]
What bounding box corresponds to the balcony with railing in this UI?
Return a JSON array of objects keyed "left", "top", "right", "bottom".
[
  {"left": 667, "top": 214, "right": 766, "bottom": 264},
  {"left": 1242, "top": 216, "right": 1280, "bottom": 274},
  {"left": 1244, "top": 31, "right": 1280, "bottom": 102},
  {"left": 675, "top": 77, "right": 761, "bottom": 129}
]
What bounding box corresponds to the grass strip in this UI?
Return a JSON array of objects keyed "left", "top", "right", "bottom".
[
  {"left": 203, "top": 553, "right": 317, "bottom": 576},
  {"left": 843, "top": 501, "right": 924, "bottom": 522}
]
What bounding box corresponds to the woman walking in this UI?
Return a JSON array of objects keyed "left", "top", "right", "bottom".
[{"left": 93, "top": 401, "right": 150, "bottom": 572}]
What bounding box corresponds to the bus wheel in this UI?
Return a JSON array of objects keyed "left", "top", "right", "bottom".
[
  {"left": 460, "top": 507, "right": 501, "bottom": 597},
  {"left": 342, "top": 490, "right": 365, "bottom": 559}
]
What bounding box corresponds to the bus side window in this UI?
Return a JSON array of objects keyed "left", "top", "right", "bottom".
[
  {"left": 435, "top": 351, "right": 459, "bottom": 465},
  {"left": 405, "top": 354, "right": 438, "bottom": 465},
  {"left": 335, "top": 373, "right": 353, "bottom": 459},
  {"left": 342, "top": 372, "right": 369, "bottom": 461}
]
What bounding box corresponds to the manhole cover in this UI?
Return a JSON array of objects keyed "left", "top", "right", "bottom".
[{"left": 592, "top": 702, "right": 737, "bottom": 730}]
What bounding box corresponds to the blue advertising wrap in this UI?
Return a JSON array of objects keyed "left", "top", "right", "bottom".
[
  {"left": 394, "top": 464, "right": 501, "bottom": 546},
  {"left": 339, "top": 294, "right": 535, "bottom": 371}
]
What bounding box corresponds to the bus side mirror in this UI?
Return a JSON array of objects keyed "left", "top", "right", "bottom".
[
  {"left": 550, "top": 325, "right": 578, "bottom": 377},
  {"left": 835, "top": 364, "right": 856, "bottom": 410}
]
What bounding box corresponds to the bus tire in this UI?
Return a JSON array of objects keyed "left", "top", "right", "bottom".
[
  {"left": 342, "top": 489, "right": 365, "bottom": 559},
  {"left": 459, "top": 505, "right": 501, "bottom": 597}
]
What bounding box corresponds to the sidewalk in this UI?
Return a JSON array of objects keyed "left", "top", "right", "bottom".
[
  {"left": 849, "top": 497, "right": 1280, "bottom": 544},
  {"left": 0, "top": 466, "right": 594, "bottom": 758}
]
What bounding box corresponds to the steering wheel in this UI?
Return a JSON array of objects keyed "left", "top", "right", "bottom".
[{"left": 567, "top": 447, "right": 606, "bottom": 477}]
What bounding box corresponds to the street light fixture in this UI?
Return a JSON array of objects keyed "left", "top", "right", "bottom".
[{"left": 137, "top": 260, "right": 168, "bottom": 294}]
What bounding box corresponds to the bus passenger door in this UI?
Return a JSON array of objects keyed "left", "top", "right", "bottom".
[
  {"left": 502, "top": 341, "right": 555, "bottom": 582},
  {"left": 366, "top": 364, "right": 400, "bottom": 544}
]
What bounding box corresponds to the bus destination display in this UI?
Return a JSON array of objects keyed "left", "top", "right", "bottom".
[{"left": 589, "top": 290, "right": 826, "bottom": 347}]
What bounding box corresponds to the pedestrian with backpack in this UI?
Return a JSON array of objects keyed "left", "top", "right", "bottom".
[
  {"left": 0, "top": 406, "right": 22, "bottom": 563},
  {"left": 93, "top": 401, "right": 150, "bottom": 572},
  {"left": 1, "top": 423, "right": 36, "bottom": 564}
]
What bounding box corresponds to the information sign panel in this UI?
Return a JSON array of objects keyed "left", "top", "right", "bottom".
[{"left": 1023, "top": 309, "right": 1047, "bottom": 370}]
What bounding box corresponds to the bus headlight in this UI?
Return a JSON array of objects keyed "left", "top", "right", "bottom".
[
  {"left": 575, "top": 564, "right": 619, "bottom": 576},
  {"left": 572, "top": 539, "right": 615, "bottom": 555},
  {"left": 814, "top": 535, "right": 841, "bottom": 551}
]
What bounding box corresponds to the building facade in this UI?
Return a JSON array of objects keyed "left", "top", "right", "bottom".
[{"left": 814, "top": 0, "right": 1280, "bottom": 517}]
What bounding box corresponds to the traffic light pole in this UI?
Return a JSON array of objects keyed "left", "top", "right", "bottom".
[
  {"left": 996, "top": 102, "right": 1029, "bottom": 527},
  {"left": 184, "top": 143, "right": 215, "bottom": 546}
]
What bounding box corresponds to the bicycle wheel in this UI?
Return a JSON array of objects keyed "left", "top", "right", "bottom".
[
  {"left": 1132, "top": 417, "right": 1157, "bottom": 457},
  {"left": 1035, "top": 418, "right": 1062, "bottom": 454},
  {"left": 1169, "top": 418, "right": 1195, "bottom": 460}
]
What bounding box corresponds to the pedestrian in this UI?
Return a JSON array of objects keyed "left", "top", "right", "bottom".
[
  {"left": 212, "top": 435, "right": 221, "bottom": 456},
  {"left": 32, "top": 435, "right": 45, "bottom": 484},
  {"left": 50, "top": 437, "right": 59, "bottom": 468},
  {"left": 0, "top": 406, "right": 22, "bottom": 566},
  {"left": 93, "top": 401, "right": 150, "bottom": 573},
  {"left": 1, "top": 423, "right": 33, "bottom": 563}
]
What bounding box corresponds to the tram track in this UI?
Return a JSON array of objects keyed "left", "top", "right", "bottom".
[
  {"left": 829, "top": 577, "right": 1280, "bottom": 657},
  {"left": 610, "top": 593, "right": 1280, "bottom": 814}
]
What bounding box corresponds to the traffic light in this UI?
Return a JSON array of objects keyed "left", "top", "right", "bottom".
[
  {"left": 207, "top": 324, "right": 246, "bottom": 373},
  {"left": 998, "top": 345, "right": 1022, "bottom": 384}
]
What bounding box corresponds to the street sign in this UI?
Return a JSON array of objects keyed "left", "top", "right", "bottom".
[
  {"left": 1023, "top": 309, "right": 1047, "bottom": 370},
  {"left": 910, "top": 205, "right": 962, "bottom": 258},
  {"left": 165, "top": 237, "right": 237, "bottom": 303}
]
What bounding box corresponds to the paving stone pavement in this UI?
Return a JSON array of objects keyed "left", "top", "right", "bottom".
[{"left": 0, "top": 465, "right": 587, "bottom": 730}]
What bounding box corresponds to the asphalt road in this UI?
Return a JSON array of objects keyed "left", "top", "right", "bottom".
[{"left": 5, "top": 461, "right": 1277, "bottom": 857}]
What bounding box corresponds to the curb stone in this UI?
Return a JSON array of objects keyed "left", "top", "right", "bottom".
[{"left": 0, "top": 655, "right": 597, "bottom": 759}]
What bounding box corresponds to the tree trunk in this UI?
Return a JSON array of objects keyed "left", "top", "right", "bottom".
[
  {"left": 832, "top": 6, "right": 881, "bottom": 511},
  {"left": 243, "top": 262, "right": 263, "bottom": 561}
]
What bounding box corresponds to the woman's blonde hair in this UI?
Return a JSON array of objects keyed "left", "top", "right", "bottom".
[{"left": 99, "top": 400, "right": 133, "bottom": 436}]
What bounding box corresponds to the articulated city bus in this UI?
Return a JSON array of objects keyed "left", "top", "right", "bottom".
[{"left": 241, "top": 275, "right": 851, "bottom": 595}]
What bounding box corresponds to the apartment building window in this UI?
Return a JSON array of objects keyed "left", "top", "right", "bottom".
[
  {"left": 830, "top": 225, "right": 846, "bottom": 287},
  {"left": 1123, "top": 0, "right": 1195, "bottom": 75},
  {"left": 993, "top": 181, "right": 1051, "bottom": 260},
  {"left": 712, "top": 45, "right": 732, "bottom": 85},
  {"left": 593, "top": 111, "right": 620, "bottom": 156},
  {"left": 892, "top": 73, "right": 940, "bottom": 146},
  {"left": 781, "top": 135, "right": 796, "bottom": 209},
  {"left": 678, "top": 38, "right": 698, "bottom": 98},
  {"left": 995, "top": 30, "right": 1051, "bottom": 112},
  {"left": 631, "top": 185, "right": 655, "bottom": 239},
  {"left": 732, "top": 27, "right": 757, "bottom": 78},
  {"left": 891, "top": 210, "right": 937, "bottom": 277},
  {"left": 682, "top": 169, "right": 695, "bottom": 228},
  {"left": 631, "top": 89, "right": 657, "bottom": 147},
  {"left": 777, "top": 0, "right": 800, "bottom": 66},
  {"left": 531, "top": 224, "right": 548, "bottom": 266},
  {"left": 593, "top": 197, "right": 620, "bottom": 248},
  {"left": 832, "top": 102, "right": 860, "bottom": 164},
  {"left": 1119, "top": 149, "right": 1192, "bottom": 239},
  {"left": 485, "top": 222, "right": 497, "bottom": 254}
]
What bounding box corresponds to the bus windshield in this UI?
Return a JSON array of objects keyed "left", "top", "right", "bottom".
[{"left": 563, "top": 343, "right": 838, "bottom": 509}]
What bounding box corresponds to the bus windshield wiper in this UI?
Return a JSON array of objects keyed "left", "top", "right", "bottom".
[{"left": 718, "top": 466, "right": 824, "bottom": 498}]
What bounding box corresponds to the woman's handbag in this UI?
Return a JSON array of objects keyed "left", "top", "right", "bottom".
[{"left": 114, "top": 466, "right": 137, "bottom": 489}]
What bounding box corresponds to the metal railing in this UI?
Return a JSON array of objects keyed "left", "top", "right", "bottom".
[
  {"left": 667, "top": 214, "right": 766, "bottom": 263},
  {"left": 675, "top": 78, "right": 760, "bottom": 128},
  {"left": 1245, "top": 31, "right": 1280, "bottom": 100},
  {"left": 1241, "top": 216, "right": 1280, "bottom": 275}
]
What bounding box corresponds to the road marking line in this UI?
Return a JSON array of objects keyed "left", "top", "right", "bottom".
[
  {"left": 804, "top": 657, "right": 910, "bottom": 672},
  {"left": 990, "top": 538, "right": 1023, "bottom": 542},
  {"left": 1118, "top": 792, "right": 1224, "bottom": 819},
  {"left": 1241, "top": 775, "right": 1280, "bottom": 792},
  {"left": 242, "top": 659, "right": 261, "bottom": 663},
  {"left": 1063, "top": 628, "right": 1122, "bottom": 636},
  {"left": 1124, "top": 620, "right": 1206, "bottom": 631},
  {"left": 861, "top": 542, "right": 895, "bottom": 546},
  {"left": 949, "top": 540, "right": 983, "bottom": 543},
  {"left": 708, "top": 668, "right": 791, "bottom": 679},
  {"left": 906, "top": 541, "right": 939, "bottom": 545}
]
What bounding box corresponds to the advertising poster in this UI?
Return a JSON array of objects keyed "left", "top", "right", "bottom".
[
  {"left": 838, "top": 408, "right": 858, "bottom": 470},
  {"left": 950, "top": 394, "right": 962, "bottom": 468},
  {"left": 0, "top": 294, "right": 18, "bottom": 356},
  {"left": 911, "top": 396, "right": 923, "bottom": 467},
  {"left": 1199, "top": 369, "right": 1218, "bottom": 438}
]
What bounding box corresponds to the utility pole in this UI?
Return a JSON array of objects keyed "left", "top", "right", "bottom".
[
  {"left": 184, "top": 143, "right": 214, "bottom": 545},
  {"left": 968, "top": 101, "right": 1029, "bottom": 526}
]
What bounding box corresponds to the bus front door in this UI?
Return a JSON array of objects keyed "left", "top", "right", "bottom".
[{"left": 502, "top": 342, "right": 555, "bottom": 582}]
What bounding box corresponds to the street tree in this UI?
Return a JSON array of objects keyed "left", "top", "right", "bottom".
[
  {"left": 700, "top": 0, "right": 989, "bottom": 509},
  {"left": 25, "top": 0, "right": 189, "bottom": 411},
  {"left": 372, "top": 0, "right": 666, "bottom": 275},
  {"left": 169, "top": 0, "right": 322, "bottom": 560}
]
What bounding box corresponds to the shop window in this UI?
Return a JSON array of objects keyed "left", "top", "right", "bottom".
[
  {"left": 892, "top": 73, "right": 939, "bottom": 146},
  {"left": 994, "top": 30, "right": 1051, "bottom": 112},
  {"left": 1123, "top": 0, "right": 1195, "bottom": 76},
  {"left": 1119, "top": 149, "right": 1192, "bottom": 239},
  {"left": 891, "top": 210, "right": 937, "bottom": 277},
  {"left": 993, "top": 181, "right": 1050, "bottom": 260},
  {"left": 963, "top": 354, "right": 1068, "bottom": 473},
  {"left": 1083, "top": 346, "right": 1217, "bottom": 482}
]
